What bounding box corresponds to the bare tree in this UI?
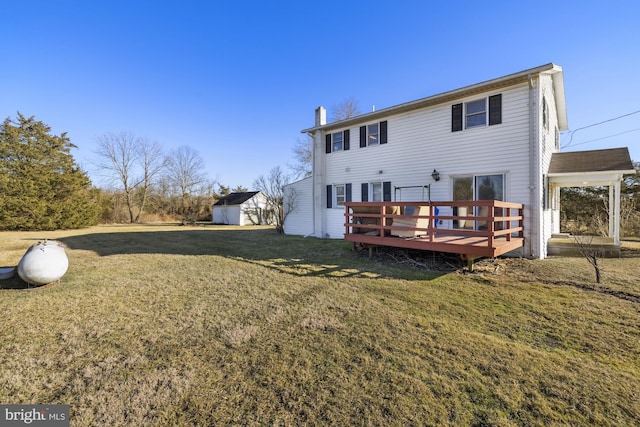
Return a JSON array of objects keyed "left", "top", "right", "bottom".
[
  {"left": 164, "top": 146, "right": 206, "bottom": 198},
  {"left": 290, "top": 135, "right": 312, "bottom": 179},
  {"left": 94, "top": 132, "right": 143, "bottom": 223},
  {"left": 330, "top": 96, "right": 361, "bottom": 122},
  {"left": 164, "top": 146, "right": 210, "bottom": 224},
  {"left": 134, "top": 138, "right": 165, "bottom": 222},
  {"left": 572, "top": 235, "right": 603, "bottom": 284},
  {"left": 253, "top": 166, "right": 294, "bottom": 233}
]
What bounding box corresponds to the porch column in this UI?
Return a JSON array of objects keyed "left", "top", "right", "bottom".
[
  {"left": 614, "top": 180, "right": 621, "bottom": 245},
  {"left": 609, "top": 185, "right": 614, "bottom": 238}
]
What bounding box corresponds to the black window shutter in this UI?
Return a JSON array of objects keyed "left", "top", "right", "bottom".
[
  {"left": 345, "top": 183, "right": 352, "bottom": 202},
  {"left": 383, "top": 181, "right": 392, "bottom": 202},
  {"left": 326, "top": 185, "right": 332, "bottom": 208},
  {"left": 344, "top": 129, "right": 350, "bottom": 151},
  {"left": 361, "top": 183, "right": 369, "bottom": 202},
  {"left": 380, "top": 121, "right": 388, "bottom": 144},
  {"left": 325, "top": 134, "right": 332, "bottom": 153},
  {"left": 489, "top": 94, "right": 502, "bottom": 126},
  {"left": 452, "top": 103, "right": 463, "bottom": 132},
  {"left": 359, "top": 126, "right": 366, "bottom": 147}
]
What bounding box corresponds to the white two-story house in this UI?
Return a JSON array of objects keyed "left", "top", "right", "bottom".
[{"left": 284, "top": 63, "right": 634, "bottom": 259}]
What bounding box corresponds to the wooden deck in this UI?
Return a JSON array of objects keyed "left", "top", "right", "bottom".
[{"left": 344, "top": 201, "right": 524, "bottom": 258}]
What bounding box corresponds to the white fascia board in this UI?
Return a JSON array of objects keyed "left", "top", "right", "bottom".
[
  {"left": 548, "top": 171, "right": 634, "bottom": 187},
  {"left": 545, "top": 65, "right": 568, "bottom": 131},
  {"left": 301, "top": 63, "right": 561, "bottom": 134}
]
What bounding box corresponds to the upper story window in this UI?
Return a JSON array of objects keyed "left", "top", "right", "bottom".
[
  {"left": 359, "top": 121, "right": 388, "bottom": 147},
  {"left": 465, "top": 99, "right": 486, "bottom": 128},
  {"left": 332, "top": 132, "right": 343, "bottom": 152},
  {"left": 367, "top": 124, "right": 379, "bottom": 145},
  {"left": 325, "top": 130, "right": 350, "bottom": 153},
  {"left": 452, "top": 94, "right": 502, "bottom": 132}
]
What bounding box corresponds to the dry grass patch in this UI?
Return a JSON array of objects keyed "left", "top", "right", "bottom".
[{"left": 0, "top": 224, "right": 638, "bottom": 425}]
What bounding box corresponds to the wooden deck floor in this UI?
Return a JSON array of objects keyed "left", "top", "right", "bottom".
[{"left": 344, "top": 201, "right": 525, "bottom": 259}]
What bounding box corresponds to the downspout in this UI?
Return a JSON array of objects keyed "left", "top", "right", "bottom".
[
  {"left": 528, "top": 73, "right": 538, "bottom": 258},
  {"left": 305, "top": 130, "right": 316, "bottom": 238}
]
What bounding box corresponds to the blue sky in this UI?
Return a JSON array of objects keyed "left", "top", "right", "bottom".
[{"left": 2, "top": 1, "right": 639, "bottom": 189}]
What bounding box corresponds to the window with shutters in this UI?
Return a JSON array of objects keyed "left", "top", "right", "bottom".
[
  {"left": 452, "top": 94, "right": 502, "bottom": 132},
  {"left": 327, "top": 183, "right": 351, "bottom": 208},
  {"left": 325, "top": 130, "right": 350, "bottom": 153},
  {"left": 361, "top": 182, "right": 391, "bottom": 202},
  {"left": 360, "top": 121, "right": 388, "bottom": 147}
]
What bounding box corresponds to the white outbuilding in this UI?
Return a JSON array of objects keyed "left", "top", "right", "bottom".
[{"left": 212, "top": 191, "right": 271, "bottom": 226}]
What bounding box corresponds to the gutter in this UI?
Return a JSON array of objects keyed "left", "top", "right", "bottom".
[
  {"left": 301, "top": 63, "right": 561, "bottom": 134},
  {"left": 528, "top": 73, "right": 538, "bottom": 258}
]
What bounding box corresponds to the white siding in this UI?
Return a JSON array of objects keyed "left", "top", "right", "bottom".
[
  {"left": 212, "top": 205, "right": 241, "bottom": 225},
  {"left": 320, "top": 84, "right": 535, "bottom": 248},
  {"left": 305, "top": 66, "right": 567, "bottom": 258},
  {"left": 539, "top": 74, "right": 563, "bottom": 257},
  {"left": 241, "top": 193, "right": 269, "bottom": 225},
  {"left": 284, "top": 177, "right": 314, "bottom": 236}
]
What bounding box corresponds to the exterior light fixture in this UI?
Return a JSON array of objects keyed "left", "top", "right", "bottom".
[{"left": 431, "top": 169, "right": 440, "bottom": 182}]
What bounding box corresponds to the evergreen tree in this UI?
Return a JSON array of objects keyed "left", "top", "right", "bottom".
[{"left": 0, "top": 113, "right": 100, "bottom": 230}]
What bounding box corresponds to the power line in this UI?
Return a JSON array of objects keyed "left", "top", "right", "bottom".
[
  {"left": 562, "top": 127, "right": 640, "bottom": 148},
  {"left": 561, "top": 109, "right": 640, "bottom": 148}
]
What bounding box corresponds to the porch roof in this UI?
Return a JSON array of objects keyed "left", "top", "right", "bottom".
[{"left": 548, "top": 147, "right": 636, "bottom": 186}]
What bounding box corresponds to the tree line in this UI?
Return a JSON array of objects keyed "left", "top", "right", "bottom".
[
  {"left": 3, "top": 107, "right": 639, "bottom": 237},
  {"left": 0, "top": 114, "right": 274, "bottom": 230}
]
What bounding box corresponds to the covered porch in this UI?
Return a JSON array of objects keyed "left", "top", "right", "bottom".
[{"left": 547, "top": 148, "right": 636, "bottom": 257}]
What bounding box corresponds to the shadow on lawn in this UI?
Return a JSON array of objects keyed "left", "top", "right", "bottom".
[{"left": 56, "top": 226, "right": 445, "bottom": 281}]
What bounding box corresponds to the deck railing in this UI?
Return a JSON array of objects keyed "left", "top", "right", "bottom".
[{"left": 344, "top": 200, "right": 524, "bottom": 250}]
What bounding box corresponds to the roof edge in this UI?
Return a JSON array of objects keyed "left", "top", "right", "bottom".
[{"left": 302, "top": 63, "right": 562, "bottom": 134}]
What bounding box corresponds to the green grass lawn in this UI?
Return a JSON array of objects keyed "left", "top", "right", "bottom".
[{"left": 1, "top": 224, "right": 639, "bottom": 426}]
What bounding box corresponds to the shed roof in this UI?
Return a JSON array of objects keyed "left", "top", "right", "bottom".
[
  {"left": 548, "top": 148, "right": 635, "bottom": 174},
  {"left": 213, "top": 191, "right": 260, "bottom": 206}
]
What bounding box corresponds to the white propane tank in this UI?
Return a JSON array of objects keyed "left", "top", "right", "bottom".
[{"left": 17, "top": 240, "right": 69, "bottom": 285}]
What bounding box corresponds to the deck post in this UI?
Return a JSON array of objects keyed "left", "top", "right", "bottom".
[
  {"left": 462, "top": 254, "right": 477, "bottom": 272},
  {"left": 428, "top": 202, "right": 435, "bottom": 242},
  {"left": 506, "top": 206, "right": 512, "bottom": 242},
  {"left": 487, "top": 201, "right": 494, "bottom": 248}
]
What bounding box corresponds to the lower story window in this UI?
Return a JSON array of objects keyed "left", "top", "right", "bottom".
[
  {"left": 335, "top": 184, "right": 345, "bottom": 207},
  {"left": 327, "top": 183, "right": 351, "bottom": 208},
  {"left": 371, "top": 182, "right": 382, "bottom": 201}
]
